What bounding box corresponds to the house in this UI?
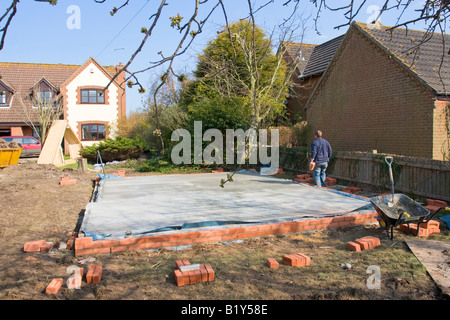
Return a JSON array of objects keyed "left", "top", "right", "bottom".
[
  {"left": 281, "top": 35, "right": 344, "bottom": 121},
  {"left": 305, "top": 22, "right": 449, "bottom": 160},
  {"left": 0, "top": 57, "right": 126, "bottom": 150}
]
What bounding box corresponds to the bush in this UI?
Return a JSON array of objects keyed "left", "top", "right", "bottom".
[{"left": 82, "top": 136, "right": 147, "bottom": 162}]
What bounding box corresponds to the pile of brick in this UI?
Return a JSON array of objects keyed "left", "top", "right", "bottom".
[
  {"left": 23, "top": 240, "right": 53, "bottom": 252},
  {"left": 173, "top": 260, "right": 215, "bottom": 287},
  {"left": 424, "top": 199, "right": 448, "bottom": 213},
  {"left": 399, "top": 220, "right": 441, "bottom": 237},
  {"left": 282, "top": 253, "right": 311, "bottom": 267},
  {"left": 111, "top": 170, "right": 126, "bottom": 177},
  {"left": 340, "top": 186, "right": 362, "bottom": 194},
  {"left": 265, "top": 253, "right": 311, "bottom": 268},
  {"left": 347, "top": 236, "right": 381, "bottom": 251},
  {"left": 46, "top": 264, "right": 102, "bottom": 294},
  {"left": 293, "top": 174, "right": 337, "bottom": 187}
]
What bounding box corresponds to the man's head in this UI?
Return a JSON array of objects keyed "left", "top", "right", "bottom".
[{"left": 314, "top": 130, "right": 322, "bottom": 139}]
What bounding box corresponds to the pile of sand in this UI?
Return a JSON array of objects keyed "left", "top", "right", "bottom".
[{"left": 0, "top": 138, "right": 21, "bottom": 149}]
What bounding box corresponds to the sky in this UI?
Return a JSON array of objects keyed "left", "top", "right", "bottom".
[{"left": 0, "top": 0, "right": 433, "bottom": 114}]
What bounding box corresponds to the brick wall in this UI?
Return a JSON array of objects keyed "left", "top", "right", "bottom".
[
  {"left": 74, "top": 211, "right": 377, "bottom": 256},
  {"left": 286, "top": 74, "right": 321, "bottom": 121},
  {"left": 433, "top": 100, "right": 450, "bottom": 160},
  {"left": 306, "top": 26, "right": 438, "bottom": 159}
]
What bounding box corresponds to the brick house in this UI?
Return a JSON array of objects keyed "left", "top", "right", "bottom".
[
  {"left": 283, "top": 22, "right": 449, "bottom": 160},
  {"left": 0, "top": 57, "right": 126, "bottom": 149},
  {"left": 282, "top": 36, "right": 343, "bottom": 121}
]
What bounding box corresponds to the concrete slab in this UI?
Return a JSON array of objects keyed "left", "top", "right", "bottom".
[{"left": 80, "top": 171, "right": 373, "bottom": 240}]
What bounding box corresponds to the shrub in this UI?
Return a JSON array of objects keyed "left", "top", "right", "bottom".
[{"left": 82, "top": 136, "right": 147, "bottom": 162}]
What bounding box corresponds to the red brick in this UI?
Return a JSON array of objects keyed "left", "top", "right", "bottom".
[
  {"left": 424, "top": 205, "right": 442, "bottom": 213},
  {"left": 427, "top": 199, "right": 448, "bottom": 207},
  {"left": 399, "top": 223, "right": 440, "bottom": 237},
  {"left": 93, "top": 247, "right": 111, "bottom": 254},
  {"left": 110, "top": 246, "right": 128, "bottom": 253},
  {"left": 119, "top": 238, "right": 138, "bottom": 246},
  {"left": 341, "top": 187, "right": 361, "bottom": 193},
  {"left": 46, "top": 278, "right": 63, "bottom": 295},
  {"left": 40, "top": 242, "right": 53, "bottom": 252},
  {"left": 74, "top": 248, "right": 94, "bottom": 256},
  {"left": 282, "top": 254, "right": 298, "bottom": 266},
  {"left": 200, "top": 264, "right": 209, "bottom": 282},
  {"left": 266, "top": 258, "right": 279, "bottom": 269},
  {"left": 355, "top": 239, "right": 371, "bottom": 250},
  {"left": 347, "top": 241, "right": 362, "bottom": 251},
  {"left": 60, "top": 177, "right": 77, "bottom": 185},
  {"left": 66, "top": 236, "right": 76, "bottom": 250},
  {"left": 86, "top": 265, "right": 102, "bottom": 284},
  {"left": 193, "top": 270, "right": 202, "bottom": 284},
  {"left": 174, "top": 269, "right": 187, "bottom": 287},
  {"left": 74, "top": 237, "right": 93, "bottom": 250},
  {"left": 100, "top": 239, "right": 120, "bottom": 247},
  {"left": 23, "top": 240, "right": 46, "bottom": 253},
  {"left": 418, "top": 220, "right": 440, "bottom": 230},
  {"left": 295, "top": 253, "right": 311, "bottom": 266},
  {"left": 204, "top": 264, "right": 215, "bottom": 282},
  {"left": 359, "top": 236, "right": 381, "bottom": 247}
]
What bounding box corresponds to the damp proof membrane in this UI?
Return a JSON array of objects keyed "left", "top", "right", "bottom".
[{"left": 81, "top": 171, "right": 373, "bottom": 239}]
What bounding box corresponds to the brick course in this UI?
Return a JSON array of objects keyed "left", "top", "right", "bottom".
[{"left": 74, "top": 211, "right": 377, "bottom": 256}]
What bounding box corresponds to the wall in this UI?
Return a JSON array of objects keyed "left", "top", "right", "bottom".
[
  {"left": 433, "top": 100, "right": 450, "bottom": 160},
  {"left": 306, "top": 26, "right": 438, "bottom": 159},
  {"left": 286, "top": 74, "right": 320, "bottom": 121}
]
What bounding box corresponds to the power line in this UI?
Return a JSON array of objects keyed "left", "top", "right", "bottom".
[{"left": 96, "top": 0, "right": 151, "bottom": 59}]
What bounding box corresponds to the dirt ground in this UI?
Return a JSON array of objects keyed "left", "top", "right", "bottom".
[{"left": 0, "top": 162, "right": 449, "bottom": 301}]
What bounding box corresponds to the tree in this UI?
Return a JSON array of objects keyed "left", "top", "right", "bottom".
[
  {"left": 184, "top": 19, "right": 302, "bottom": 130},
  {"left": 15, "top": 89, "right": 63, "bottom": 145}
]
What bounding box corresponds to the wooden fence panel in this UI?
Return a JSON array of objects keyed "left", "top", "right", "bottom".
[{"left": 279, "top": 148, "right": 450, "bottom": 201}]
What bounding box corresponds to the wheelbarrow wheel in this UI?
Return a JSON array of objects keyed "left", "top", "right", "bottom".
[{"left": 377, "top": 218, "right": 394, "bottom": 240}]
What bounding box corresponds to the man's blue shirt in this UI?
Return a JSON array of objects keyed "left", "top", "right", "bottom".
[{"left": 311, "top": 137, "right": 332, "bottom": 163}]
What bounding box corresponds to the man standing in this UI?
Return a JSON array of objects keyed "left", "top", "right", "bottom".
[{"left": 310, "top": 130, "right": 332, "bottom": 187}]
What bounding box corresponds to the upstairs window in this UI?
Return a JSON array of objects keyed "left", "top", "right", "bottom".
[
  {"left": 80, "top": 89, "right": 105, "bottom": 104},
  {"left": 0, "top": 81, "right": 13, "bottom": 107},
  {"left": 39, "top": 91, "right": 53, "bottom": 104},
  {"left": 0, "top": 91, "right": 6, "bottom": 104},
  {"left": 32, "top": 78, "right": 58, "bottom": 108}
]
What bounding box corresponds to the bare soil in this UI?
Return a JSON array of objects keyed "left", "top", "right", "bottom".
[{"left": 0, "top": 163, "right": 448, "bottom": 301}]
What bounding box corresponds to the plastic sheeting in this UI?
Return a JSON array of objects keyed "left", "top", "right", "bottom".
[{"left": 81, "top": 171, "right": 373, "bottom": 240}]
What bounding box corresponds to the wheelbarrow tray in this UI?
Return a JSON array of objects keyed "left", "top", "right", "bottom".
[{"left": 369, "top": 194, "right": 432, "bottom": 239}]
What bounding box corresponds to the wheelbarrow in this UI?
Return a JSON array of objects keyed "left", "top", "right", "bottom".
[
  {"left": 369, "top": 156, "right": 447, "bottom": 239},
  {"left": 369, "top": 193, "right": 440, "bottom": 240}
]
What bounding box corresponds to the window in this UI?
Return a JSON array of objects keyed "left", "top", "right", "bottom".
[
  {"left": 39, "top": 91, "right": 52, "bottom": 103},
  {"left": 81, "top": 124, "right": 105, "bottom": 141},
  {"left": 80, "top": 89, "right": 105, "bottom": 104},
  {"left": 0, "top": 80, "right": 12, "bottom": 106},
  {"left": 0, "top": 91, "right": 6, "bottom": 104}
]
